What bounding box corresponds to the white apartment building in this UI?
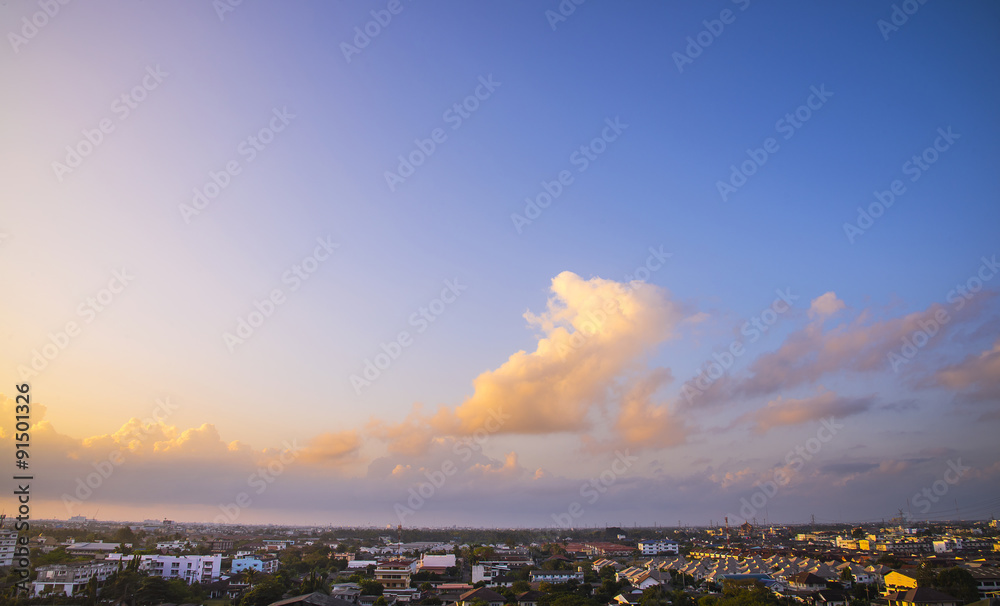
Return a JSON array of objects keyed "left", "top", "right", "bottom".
[
  {"left": 105, "top": 554, "right": 221, "bottom": 584},
  {"left": 0, "top": 530, "right": 18, "bottom": 567},
  {"left": 32, "top": 561, "right": 120, "bottom": 597},
  {"left": 638, "top": 540, "right": 679, "bottom": 556}
]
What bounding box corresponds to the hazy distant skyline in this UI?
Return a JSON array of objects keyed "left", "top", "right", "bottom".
[{"left": 1, "top": 1, "right": 999, "bottom": 528}]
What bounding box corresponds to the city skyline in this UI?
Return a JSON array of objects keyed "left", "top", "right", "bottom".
[{"left": 1, "top": 1, "right": 999, "bottom": 528}]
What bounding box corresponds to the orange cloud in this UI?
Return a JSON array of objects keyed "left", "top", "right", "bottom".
[
  {"left": 934, "top": 338, "right": 1000, "bottom": 404},
  {"left": 740, "top": 388, "right": 872, "bottom": 434}
]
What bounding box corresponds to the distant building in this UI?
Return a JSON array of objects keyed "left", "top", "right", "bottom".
[
  {"left": 209, "top": 538, "right": 235, "bottom": 552},
  {"left": 529, "top": 569, "right": 585, "bottom": 584},
  {"left": 0, "top": 530, "right": 18, "bottom": 567},
  {"left": 638, "top": 540, "right": 679, "bottom": 556},
  {"left": 418, "top": 553, "right": 456, "bottom": 574},
  {"left": 66, "top": 542, "right": 120, "bottom": 556}
]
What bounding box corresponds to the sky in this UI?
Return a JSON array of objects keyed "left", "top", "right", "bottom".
[{"left": 1, "top": 0, "right": 999, "bottom": 529}]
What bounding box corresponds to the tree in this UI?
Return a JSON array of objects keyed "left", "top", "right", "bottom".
[
  {"left": 851, "top": 528, "right": 866, "bottom": 539},
  {"left": 840, "top": 567, "right": 854, "bottom": 584},
  {"left": 932, "top": 568, "right": 978, "bottom": 604},
  {"left": 240, "top": 578, "right": 286, "bottom": 606},
  {"left": 359, "top": 579, "right": 384, "bottom": 596},
  {"left": 136, "top": 576, "right": 171, "bottom": 605},
  {"left": 512, "top": 580, "right": 531, "bottom": 594}
]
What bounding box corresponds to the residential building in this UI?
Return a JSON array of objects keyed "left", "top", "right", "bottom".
[
  {"left": 529, "top": 569, "right": 585, "bottom": 584},
  {"left": 374, "top": 559, "right": 415, "bottom": 590},
  {"left": 457, "top": 587, "right": 504, "bottom": 606},
  {"left": 106, "top": 554, "right": 221, "bottom": 584},
  {"left": 268, "top": 592, "right": 357, "bottom": 606},
  {"left": 638, "top": 540, "right": 680, "bottom": 556},
  {"left": 517, "top": 591, "right": 545, "bottom": 606},
  {"left": 0, "top": 530, "right": 18, "bottom": 567},
  {"left": 887, "top": 588, "right": 959, "bottom": 606},
  {"left": 65, "top": 541, "right": 121, "bottom": 556},
  {"left": 208, "top": 538, "right": 235, "bottom": 552},
  {"left": 788, "top": 572, "right": 828, "bottom": 592},
  {"left": 964, "top": 567, "right": 1000, "bottom": 598},
  {"left": 885, "top": 571, "right": 920, "bottom": 594},
  {"left": 31, "top": 561, "right": 119, "bottom": 597},
  {"left": 418, "top": 554, "right": 456, "bottom": 574},
  {"left": 232, "top": 556, "right": 279, "bottom": 574}
]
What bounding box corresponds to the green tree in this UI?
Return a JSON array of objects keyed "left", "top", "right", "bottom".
[
  {"left": 932, "top": 568, "right": 978, "bottom": 604},
  {"left": 136, "top": 576, "right": 170, "bottom": 605},
  {"left": 359, "top": 579, "right": 384, "bottom": 596},
  {"left": 512, "top": 580, "right": 531, "bottom": 594},
  {"left": 240, "top": 578, "right": 286, "bottom": 606}
]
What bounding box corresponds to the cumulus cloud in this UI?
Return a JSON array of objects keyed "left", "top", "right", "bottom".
[
  {"left": 298, "top": 430, "right": 362, "bottom": 466},
  {"left": 369, "top": 272, "right": 690, "bottom": 455},
  {"left": 809, "top": 292, "right": 846, "bottom": 319},
  {"left": 613, "top": 368, "right": 689, "bottom": 450}
]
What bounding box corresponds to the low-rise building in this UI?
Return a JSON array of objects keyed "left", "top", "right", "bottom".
[
  {"left": 232, "top": 555, "right": 279, "bottom": 574},
  {"left": 375, "top": 559, "right": 415, "bottom": 590},
  {"left": 887, "top": 588, "right": 959, "bottom": 606},
  {"left": 65, "top": 541, "right": 121, "bottom": 556},
  {"left": 0, "top": 530, "right": 18, "bottom": 567},
  {"left": 529, "top": 569, "right": 585, "bottom": 584},
  {"left": 638, "top": 540, "right": 679, "bottom": 556},
  {"left": 457, "top": 587, "right": 505, "bottom": 606},
  {"left": 418, "top": 554, "right": 456, "bottom": 574},
  {"left": 106, "top": 553, "right": 221, "bottom": 584},
  {"left": 31, "top": 561, "right": 119, "bottom": 597}
]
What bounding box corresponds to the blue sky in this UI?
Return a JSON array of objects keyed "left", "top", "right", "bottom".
[{"left": 1, "top": 0, "right": 998, "bottom": 526}]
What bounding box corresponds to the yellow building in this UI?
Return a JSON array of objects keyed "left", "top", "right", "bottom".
[{"left": 884, "top": 571, "right": 919, "bottom": 594}]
